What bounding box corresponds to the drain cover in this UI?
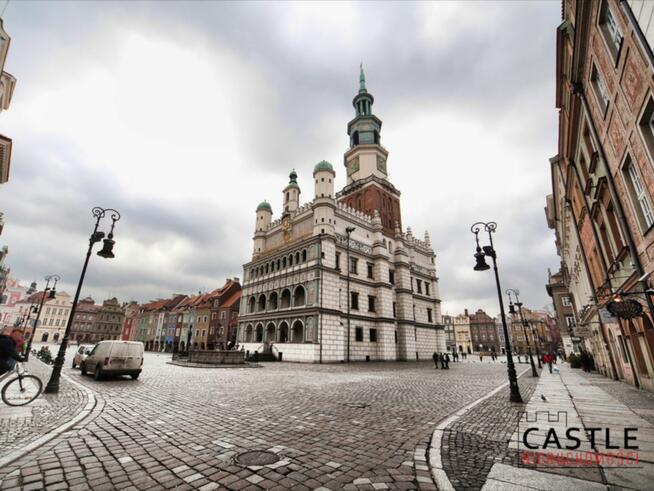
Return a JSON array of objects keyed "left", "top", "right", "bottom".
[{"left": 235, "top": 450, "right": 279, "bottom": 466}]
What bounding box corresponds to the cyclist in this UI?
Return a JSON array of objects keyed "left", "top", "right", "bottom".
[{"left": 0, "top": 329, "right": 25, "bottom": 376}]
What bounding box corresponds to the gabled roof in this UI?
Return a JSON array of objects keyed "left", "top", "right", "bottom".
[{"left": 221, "top": 290, "right": 241, "bottom": 309}]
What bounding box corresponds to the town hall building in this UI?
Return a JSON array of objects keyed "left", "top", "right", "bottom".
[{"left": 237, "top": 68, "right": 444, "bottom": 362}]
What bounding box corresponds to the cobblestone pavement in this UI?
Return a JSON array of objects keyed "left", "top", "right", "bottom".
[
  {"left": 0, "top": 356, "right": 87, "bottom": 457},
  {"left": 440, "top": 363, "right": 539, "bottom": 490},
  {"left": 576, "top": 369, "right": 654, "bottom": 426},
  {"left": 0, "top": 352, "right": 509, "bottom": 491}
]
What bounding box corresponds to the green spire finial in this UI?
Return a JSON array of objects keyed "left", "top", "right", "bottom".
[{"left": 359, "top": 62, "right": 366, "bottom": 93}]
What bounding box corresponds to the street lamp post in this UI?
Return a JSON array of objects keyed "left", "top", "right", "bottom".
[
  {"left": 531, "top": 321, "right": 543, "bottom": 368},
  {"left": 24, "top": 274, "right": 61, "bottom": 361},
  {"left": 22, "top": 305, "right": 37, "bottom": 333},
  {"left": 506, "top": 289, "right": 538, "bottom": 377},
  {"left": 471, "top": 221, "right": 523, "bottom": 403},
  {"left": 345, "top": 226, "right": 355, "bottom": 363},
  {"left": 44, "top": 207, "right": 120, "bottom": 394}
]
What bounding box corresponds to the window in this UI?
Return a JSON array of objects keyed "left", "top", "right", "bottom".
[
  {"left": 367, "top": 263, "right": 374, "bottom": 279},
  {"left": 416, "top": 280, "right": 422, "bottom": 294},
  {"left": 336, "top": 252, "right": 341, "bottom": 271},
  {"left": 389, "top": 270, "right": 395, "bottom": 285},
  {"left": 350, "top": 257, "right": 358, "bottom": 274},
  {"left": 623, "top": 157, "right": 654, "bottom": 230},
  {"left": 565, "top": 316, "right": 576, "bottom": 328},
  {"left": 562, "top": 296, "right": 572, "bottom": 307},
  {"left": 393, "top": 302, "right": 396, "bottom": 317},
  {"left": 351, "top": 292, "right": 359, "bottom": 310},
  {"left": 355, "top": 326, "right": 363, "bottom": 342},
  {"left": 427, "top": 308, "right": 433, "bottom": 323},
  {"left": 591, "top": 64, "right": 609, "bottom": 113},
  {"left": 370, "top": 328, "right": 377, "bottom": 342},
  {"left": 599, "top": 1, "right": 623, "bottom": 59},
  {"left": 368, "top": 295, "right": 376, "bottom": 312},
  {"left": 425, "top": 283, "right": 430, "bottom": 296}
]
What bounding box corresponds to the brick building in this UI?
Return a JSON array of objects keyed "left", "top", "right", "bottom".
[
  {"left": 547, "top": 0, "right": 654, "bottom": 391},
  {"left": 209, "top": 279, "right": 241, "bottom": 350},
  {"left": 469, "top": 309, "right": 500, "bottom": 353}
]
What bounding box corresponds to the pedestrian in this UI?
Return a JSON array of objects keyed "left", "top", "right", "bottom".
[
  {"left": 0, "top": 329, "right": 25, "bottom": 376},
  {"left": 454, "top": 351, "right": 459, "bottom": 362},
  {"left": 440, "top": 353, "right": 446, "bottom": 369},
  {"left": 432, "top": 351, "right": 439, "bottom": 369},
  {"left": 444, "top": 352, "right": 450, "bottom": 369},
  {"left": 479, "top": 353, "right": 483, "bottom": 363},
  {"left": 546, "top": 353, "right": 553, "bottom": 374}
]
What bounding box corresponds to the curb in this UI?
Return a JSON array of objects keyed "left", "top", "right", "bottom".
[
  {"left": 428, "top": 366, "right": 531, "bottom": 491},
  {"left": 0, "top": 360, "right": 97, "bottom": 469}
]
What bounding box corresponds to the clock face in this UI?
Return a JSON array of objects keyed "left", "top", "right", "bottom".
[
  {"left": 348, "top": 157, "right": 360, "bottom": 176},
  {"left": 376, "top": 156, "right": 387, "bottom": 174}
]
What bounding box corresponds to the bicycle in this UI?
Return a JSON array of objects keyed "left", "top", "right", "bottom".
[{"left": 1, "top": 362, "right": 43, "bottom": 406}]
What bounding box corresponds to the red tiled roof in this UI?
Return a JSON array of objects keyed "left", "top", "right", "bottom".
[{"left": 221, "top": 290, "right": 241, "bottom": 308}]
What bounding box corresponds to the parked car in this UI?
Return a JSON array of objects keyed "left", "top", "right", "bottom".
[
  {"left": 80, "top": 341, "right": 144, "bottom": 380},
  {"left": 72, "top": 344, "right": 93, "bottom": 369}
]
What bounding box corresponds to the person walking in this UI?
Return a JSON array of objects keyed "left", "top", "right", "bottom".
[
  {"left": 432, "top": 351, "right": 439, "bottom": 369},
  {"left": 545, "top": 353, "right": 553, "bottom": 374},
  {"left": 444, "top": 352, "right": 450, "bottom": 369},
  {"left": 440, "top": 353, "right": 446, "bottom": 369}
]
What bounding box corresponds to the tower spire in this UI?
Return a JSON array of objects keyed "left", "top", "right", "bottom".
[{"left": 359, "top": 62, "right": 366, "bottom": 93}]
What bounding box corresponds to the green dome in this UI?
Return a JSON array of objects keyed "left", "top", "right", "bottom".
[
  {"left": 314, "top": 160, "right": 334, "bottom": 173},
  {"left": 256, "top": 201, "right": 272, "bottom": 213}
]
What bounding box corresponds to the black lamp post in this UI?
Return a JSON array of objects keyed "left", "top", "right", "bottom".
[
  {"left": 506, "top": 289, "right": 538, "bottom": 377},
  {"left": 345, "top": 226, "right": 355, "bottom": 363},
  {"left": 531, "top": 321, "right": 543, "bottom": 368},
  {"left": 44, "top": 207, "right": 120, "bottom": 394},
  {"left": 22, "top": 305, "right": 38, "bottom": 333},
  {"left": 471, "top": 221, "right": 522, "bottom": 403},
  {"left": 24, "top": 274, "right": 60, "bottom": 361}
]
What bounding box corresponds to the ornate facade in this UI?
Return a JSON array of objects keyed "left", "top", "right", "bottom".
[{"left": 237, "top": 69, "right": 444, "bottom": 362}]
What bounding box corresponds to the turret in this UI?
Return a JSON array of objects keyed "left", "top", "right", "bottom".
[
  {"left": 313, "top": 160, "right": 335, "bottom": 199},
  {"left": 253, "top": 201, "right": 272, "bottom": 256},
  {"left": 254, "top": 201, "right": 272, "bottom": 232},
  {"left": 312, "top": 161, "right": 336, "bottom": 236},
  {"left": 283, "top": 169, "right": 300, "bottom": 213}
]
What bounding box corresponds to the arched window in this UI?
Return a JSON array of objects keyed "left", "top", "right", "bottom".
[
  {"left": 291, "top": 320, "right": 304, "bottom": 343},
  {"left": 289, "top": 254, "right": 293, "bottom": 266},
  {"left": 277, "top": 259, "right": 280, "bottom": 270},
  {"left": 269, "top": 291, "right": 278, "bottom": 310},
  {"left": 248, "top": 296, "right": 256, "bottom": 314},
  {"left": 279, "top": 322, "right": 289, "bottom": 343},
  {"left": 282, "top": 257, "right": 287, "bottom": 268},
  {"left": 295, "top": 252, "right": 300, "bottom": 264},
  {"left": 265, "top": 264, "right": 269, "bottom": 274},
  {"left": 266, "top": 323, "right": 275, "bottom": 342},
  {"left": 255, "top": 324, "right": 263, "bottom": 343},
  {"left": 245, "top": 325, "right": 253, "bottom": 342},
  {"left": 293, "top": 285, "right": 306, "bottom": 307},
  {"left": 280, "top": 289, "right": 291, "bottom": 309},
  {"left": 257, "top": 294, "right": 266, "bottom": 312},
  {"left": 302, "top": 250, "right": 307, "bottom": 262}
]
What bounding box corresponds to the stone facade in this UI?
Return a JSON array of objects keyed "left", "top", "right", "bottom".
[
  {"left": 237, "top": 69, "right": 444, "bottom": 362},
  {"left": 453, "top": 311, "right": 472, "bottom": 354},
  {"left": 32, "top": 291, "right": 72, "bottom": 343}
]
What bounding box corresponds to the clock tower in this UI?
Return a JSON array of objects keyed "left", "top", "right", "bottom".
[{"left": 338, "top": 65, "right": 402, "bottom": 236}]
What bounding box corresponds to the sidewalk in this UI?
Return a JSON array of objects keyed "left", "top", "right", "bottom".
[
  {"left": 482, "top": 364, "right": 654, "bottom": 490},
  {"left": 0, "top": 358, "right": 89, "bottom": 466}
]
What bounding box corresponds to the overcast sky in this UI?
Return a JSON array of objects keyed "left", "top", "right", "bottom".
[{"left": 1, "top": 1, "right": 561, "bottom": 316}]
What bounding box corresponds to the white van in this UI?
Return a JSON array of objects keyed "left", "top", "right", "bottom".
[{"left": 81, "top": 341, "right": 144, "bottom": 380}]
